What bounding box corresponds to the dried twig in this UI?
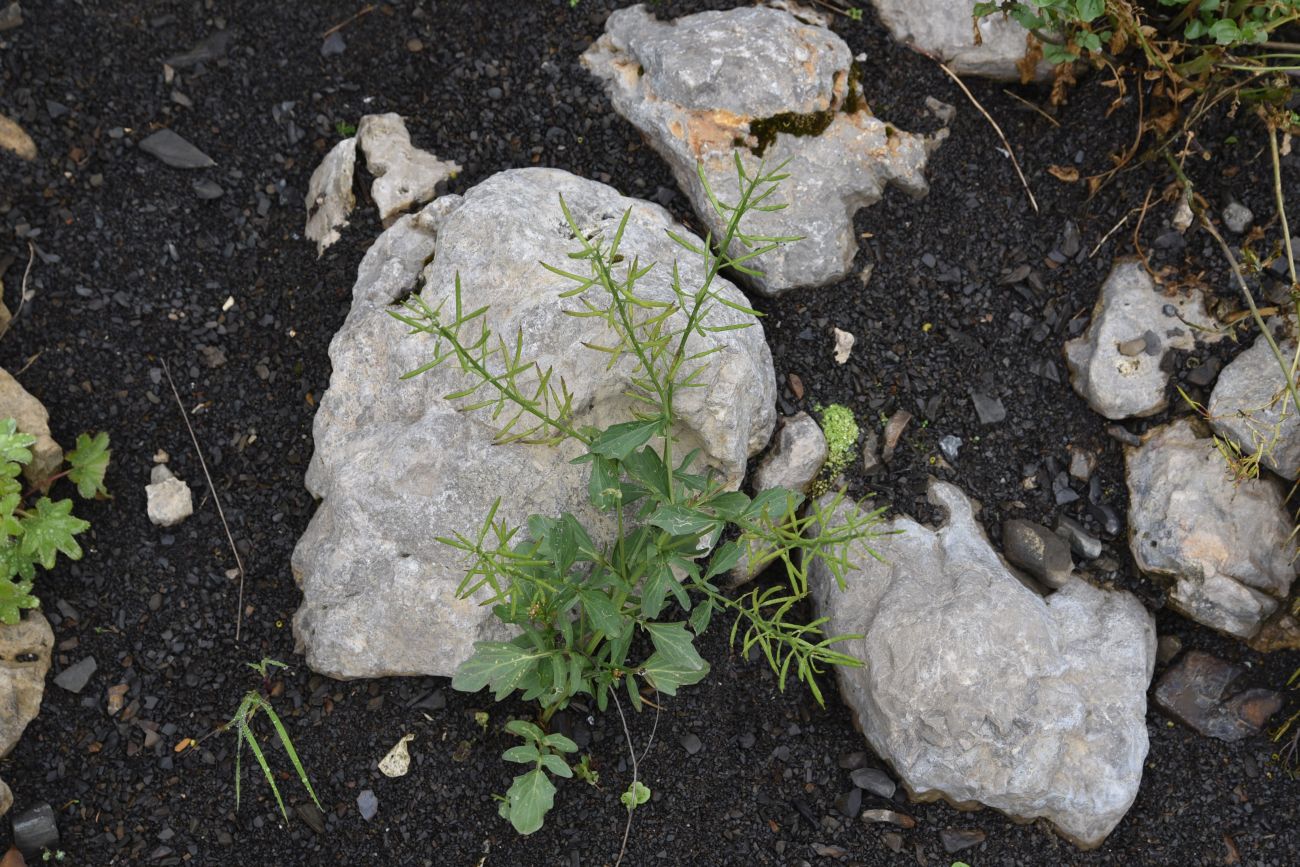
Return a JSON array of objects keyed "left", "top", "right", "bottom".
[
  {"left": 161, "top": 359, "right": 248, "bottom": 640},
  {"left": 1001, "top": 88, "right": 1061, "bottom": 127},
  {"left": 936, "top": 61, "right": 1039, "bottom": 213},
  {"left": 322, "top": 4, "right": 375, "bottom": 39}
]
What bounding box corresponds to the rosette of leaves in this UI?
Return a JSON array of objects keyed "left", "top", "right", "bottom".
[
  {"left": 0, "top": 419, "right": 110, "bottom": 624},
  {"left": 391, "top": 158, "right": 881, "bottom": 835}
]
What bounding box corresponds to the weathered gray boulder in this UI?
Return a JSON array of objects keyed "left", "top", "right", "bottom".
[
  {"left": 1208, "top": 328, "right": 1300, "bottom": 479},
  {"left": 582, "top": 3, "right": 936, "bottom": 295},
  {"left": 293, "top": 168, "right": 776, "bottom": 679},
  {"left": 810, "top": 480, "right": 1155, "bottom": 849},
  {"left": 0, "top": 368, "right": 62, "bottom": 486},
  {"left": 0, "top": 613, "right": 53, "bottom": 759},
  {"left": 305, "top": 137, "right": 357, "bottom": 256},
  {"left": 1065, "top": 260, "right": 1219, "bottom": 420},
  {"left": 1126, "top": 419, "right": 1296, "bottom": 640},
  {"left": 752, "top": 412, "right": 827, "bottom": 495}
]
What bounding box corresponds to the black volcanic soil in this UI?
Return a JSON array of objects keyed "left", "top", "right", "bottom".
[{"left": 1, "top": 1, "right": 1298, "bottom": 864}]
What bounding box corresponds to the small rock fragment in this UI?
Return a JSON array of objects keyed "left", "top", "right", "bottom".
[
  {"left": 969, "top": 391, "right": 1005, "bottom": 425},
  {"left": 106, "top": 683, "right": 128, "bottom": 716},
  {"left": 146, "top": 464, "right": 194, "bottom": 527},
  {"left": 1055, "top": 516, "right": 1101, "bottom": 561},
  {"left": 752, "top": 413, "right": 828, "bottom": 496},
  {"left": 1155, "top": 634, "right": 1182, "bottom": 666},
  {"left": 881, "top": 410, "right": 912, "bottom": 463},
  {"left": 938, "top": 434, "right": 962, "bottom": 463},
  {"left": 849, "top": 767, "right": 895, "bottom": 799},
  {"left": 0, "top": 2, "right": 21, "bottom": 32},
  {"left": 1067, "top": 446, "right": 1095, "bottom": 482},
  {"left": 304, "top": 137, "right": 357, "bottom": 255},
  {"left": 163, "top": 30, "right": 233, "bottom": 68},
  {"left": 378, "top": 733, "right": 414, "bottom": 777},
  {"left": 834, "top": 788, "right": 862, "bottom": 818},
  {"left": 861, "top": 431, "right": 881, "bottom": 475},
  {"left": 1154, "top": 650, "right": 1282, "bottom": 741},
  {"left": 680, "top": 732, "right": 702, "bottom": 755},
  {"left": 861, "top": 809, "right": 915, "bottom": 829},
  {"left": 1002, "top": 519, "right": 1074, "bottom": 589},
  {"left": 295, "top": 802, "right": 327, "bottom": 835},
  {"left": 1223, "top": 201, "right": 1253, "bottom": 234},
  {"left": 833, "top": 328, "right": 855, "bottom": 365},
  {"left": 924, "top": 95, "right": 956, "bottom": 125},
  {"left": 193, "top": 179, "right": 224, "bottom": 200},
  {"left": 320, "top": 32, "right": 346, "bottom": 56},
  {"left": 52, "top": 656, "right": 97, "bottom": 694},
  {"left": 139, "top": 129, "right": 216, "bottom": 169},
  {"left": 11, "top": 803, "right": 57, "bottom": 859},
  {"left": 0, "top": 115, "right": 35, "bottom": 161},
  {"left": 356, "top": 789, "right": 378, "bottom": 821},
  {"left": 940, "top": 828, "right": 986, "bottom": 854}
]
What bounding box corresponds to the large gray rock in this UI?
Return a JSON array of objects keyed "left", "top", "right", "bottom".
[
  {"left": 810, "top": 480, "right": 1155, "bottom": 849},
  {"left": 1065, "top": 260, "right": 1219, "bottom": 420},
  {"left": 293, "top": 168, "right": 776, "bottom": 679},
  {"left": 582, "top": 3, "right": 936, "bottom": 296},
  {"left": 0, "top": 613, "right": 53, "bottom": 759},
  {"left": 871, "top": 0, "right": 1048, "bottom": 81},
  {"left": 1126, "top": 419, "right": 1297, "bottom": 640},
  {"left": 0, "top": 368, "right": 63, "bottom": 486},
  {"left": 1208, "top": 328, "right": 1300, "bottom": 479}
]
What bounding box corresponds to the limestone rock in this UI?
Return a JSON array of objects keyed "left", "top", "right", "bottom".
[
  {"left": 1208, "top": 329, "right": 1300, "bottom": 479},
  {"left": 356, "top": 113, "right": 460, "bottom": 225},
  {"left": 293, "top": 168, "right": 776, "bottom": 679},
  {"left": 0, "top": 778, "right": 10, "bottom": 819},
  {"left": 1065, "top": 260, "right": 1219, "bottom": 420},
  {"left": 145, "top": 465, "right": 194, "bottom": 527},
  {"left": 810, "top": 480, "right": 1155, "bottom": 849},
  {"left": 871, "top": 0, "right": 1048, "bottom": 81},
  {"left": 1125, "top": 418, "right": 1297, "bottom": 640},
  {"left": 0, "top": 368, "right": 63, "bottom": 486},
  {"left": 752, "top": 412, "right": 827, "bottom": 496},
  {"left": 582, "top": 3, "right": 936, "bottom": 295},
  {"left": 0, "top": 613, "right": 53, "bottom": 759},
  {"left": 305, "top": 137, "right": 357, "bottom": 256}
]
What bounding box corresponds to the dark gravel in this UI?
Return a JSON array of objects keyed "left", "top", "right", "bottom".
[{"left": 2, "top": 0, "right": 1299, "bottom": 864}]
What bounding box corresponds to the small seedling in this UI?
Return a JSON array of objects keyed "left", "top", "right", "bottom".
[
  {"left": 620, "top": 780, "right": 650, "bottom": 811},
  {"left": 223, "top": 658, "right": 322, "bottom": 821},
  {"left": 497, "top": 719, "right": 579, "bottom": 834},
  {"left": 474, "top": 710, "right": 490, "bottom": 731},
  {"left": 812, "top": 403, "right": 860, "bottom": 495},
  {"left": 0, "top": 419, "right": 110, "bottom": 624},
  {"left": 335, "top": 120, "right": 356, "bottom": 138},
  {"left": 574, "top": 753, "right": 599, "bottom": 787}
]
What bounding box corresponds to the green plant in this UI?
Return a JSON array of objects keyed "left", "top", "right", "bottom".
[
  {"left": 495, "top": 719, "right": 579, "bottom": 834},
  {"left": 813, "top": 404, "right": 860, "bottom": 496},
  {"left": 574, "top": 752, "right": 600, "bottom": 786},
  {"left": 620, "top": 780, "right": 650, "bottom": 810},
  {"left": 390, "top": 158, "right": 879, "bottom": 837},
  {"left": 0, "top": 419, "right": 109, "bottom": 624},
  {"left": 222, "top": 658, "right": 322, "bottom": 822},
  {"left": 335, "top": 120, "right": 356, "bottom": 137}
]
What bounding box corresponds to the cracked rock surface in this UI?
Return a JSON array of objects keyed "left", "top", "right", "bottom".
[
  {"left": 810, "top": 479, "right": 1155, "bottom": 848},
  {"left": 293, "top": 167, "right": 775, "bottom": 679},
  {"left": 582, "top": 3, "right": 936, "bottom": 295}
]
